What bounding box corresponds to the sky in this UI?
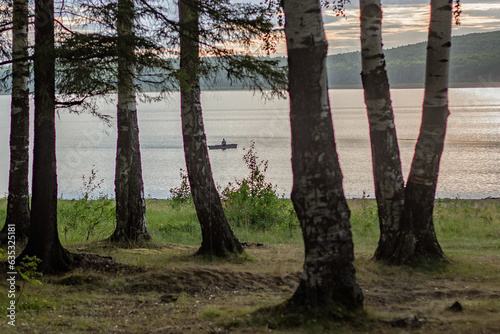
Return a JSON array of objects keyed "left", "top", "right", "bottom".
[
  {"left": 271, "top": 1, "right": 500, "bottom": 55},
  {"left": 55, "top": 1, "right": 500, "bottom": 57}
]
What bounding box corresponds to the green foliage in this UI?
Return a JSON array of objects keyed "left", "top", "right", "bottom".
[
  {"left": 166, "top": 142, "right": 299, "bottom": 234},
  {"left": 434, "top": 198, "right": 500, "bottom": 243},
  {"left": 54, "top": 0, "right": 287, "bottom": 113},
  {"left": 326, "top": 30, "right": 500, "bottom": 87},
  {"left": 144, "top": 199, "right": 201, "bottom": 245},
  {"left": 59, "top": 168, "right": 115, "bottom": 241},
  {"left": 222, "top": 141, "right": 298, "bottom": 232},
  {"left": 169, "top": 169, "right": 192, "bottom": 205},
  {"left": 349, "top": 192, "right": 378, "bottom": 238},
  {"left": 17, "top": 297, "right": 56, "bottom": 311},
  {"left": 16, "top": 255, "right": 43, "bottom": 302},
  {"left": 17, "top": 255, "right": 42, "bottom": 282},
  {"left": 0, "top": 197, "right": 6, "bottom": 223}
]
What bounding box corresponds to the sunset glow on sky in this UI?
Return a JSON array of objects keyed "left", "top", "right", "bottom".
[{"left": 274, "top": 1, "right": 500, "bottom": 55}]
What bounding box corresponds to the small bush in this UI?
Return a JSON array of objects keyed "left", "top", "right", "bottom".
[
  {"left": 169, "top": 169, "right": 192, "bottom": 205},
  {"left": 166, "top": 142, "right": 299, "bottom": 234},
  {"left": 16, "top": 255, "right": 43, "bottom": 303},
  {"left": 350, "top": 192, "right": 378, "bottom": 238},
  {"left": 222, "top": 141, "right": 298, "bottom": 231},
  {"left": 59, "top": 167, "right": 115, "bottom": 241}
]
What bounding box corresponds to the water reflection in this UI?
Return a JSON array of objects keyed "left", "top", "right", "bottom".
[{"left": 0, "top": 88, "right": 498, "bottom": 199}]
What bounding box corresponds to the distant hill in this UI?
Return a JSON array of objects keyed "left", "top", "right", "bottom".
[
  {"left": 206, "top": 30, "right": 500, "bottom": 89},
  {"left": 326, "top": 30, "right": 500, "bottom": 88},
  {"left": 3, "top": 31, "right": 497, "bottom": 93}
]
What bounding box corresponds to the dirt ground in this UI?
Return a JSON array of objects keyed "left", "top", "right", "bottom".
[{"left": 2, "top": 243, "right": 500, "bottom": 333}]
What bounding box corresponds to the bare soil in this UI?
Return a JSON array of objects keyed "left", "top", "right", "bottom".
[{"left": 2, "top": 243, "right": 500, "bottom": 333}]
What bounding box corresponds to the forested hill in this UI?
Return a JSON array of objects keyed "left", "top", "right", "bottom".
[
  {"left": 5, "top": 30, "right": 498, "bottom": 92},
  {"left": 207, "top": 30, "right": 500, "bottom": 89},
  {"left": 326, "top": 30, "right": 500, "bottom": 88}
]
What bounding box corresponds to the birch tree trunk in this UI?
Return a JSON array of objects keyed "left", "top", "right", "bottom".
[
  {"left": 178, "top": 0, "right": 243, "bottom": 256},
  {"left": 359, "top": 0, "right": 405, "bottom": 261},
  {"left": 389, "top": 0, "right": 451, "bottom": 264},
  {"left": 283, "top": 0, "right": 363, "bottom": 311},
  {"left": 19, "top": 0, "right": 71, "bottom": 274},
  {"left": 0, "top": 0, "right": 30, "bottom": 246},
  {"left": 109, "top": 0, "right": 150, "bottom": 243}
]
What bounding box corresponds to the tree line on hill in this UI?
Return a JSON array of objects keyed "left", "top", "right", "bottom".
[
  {"left": 2, "top": 30, "right": 498, "bottom": 91},
  {"left": 328, "top": 30, "right": 500, "bottom": 87},
  {"left": 205, "top": 30, "right": 500, "bottom": 89},
  {"left": 0, "top": 0, "right": 462, "bottom": 321}
]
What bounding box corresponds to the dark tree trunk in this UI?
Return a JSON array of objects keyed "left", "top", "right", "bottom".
[
  {"left": 178, "top": 0, "right": 243, "bottom": 257},
  {"left": 283, "top": 0, "right": 363, "bottom": 312},
  {"left": 109, "top": 0, "right": 150, "bottom": 244},
  {"left": 18, "top": 0, "right": 71, "bottom": 274},
  {"left": 359, "top": 0, "right": 405, "bottom": 261},
  {"left": 0, "top": 0, "right": 30, "bottom": 246},
  {"left": 383, "top": 0, "right": 451, "bottom": 265}
]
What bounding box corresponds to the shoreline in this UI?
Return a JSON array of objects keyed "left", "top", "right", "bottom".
[{"left": 1, "top": 83, "right": 500, "bottom": 95}]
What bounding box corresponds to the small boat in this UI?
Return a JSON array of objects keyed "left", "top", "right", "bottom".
[{"left": 208, "top": 143, "right": 237, "bottom": 150}]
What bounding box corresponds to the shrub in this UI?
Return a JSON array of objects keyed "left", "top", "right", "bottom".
[
  {"left": 59, "top": 167, "right": 115, "bottom": 241},
  {"left": 222, "top": 141, "right": 298, "bottom": 231},
  {"left": 169, "top": 169, "right": 192, "bottom": 205},
  {"left": 167, "top": 141, "right": 299, "bottom": 232}
]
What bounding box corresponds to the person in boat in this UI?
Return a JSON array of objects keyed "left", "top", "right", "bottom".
[{"left": 221, "top": 138, "right": 226, "bottom": 146}]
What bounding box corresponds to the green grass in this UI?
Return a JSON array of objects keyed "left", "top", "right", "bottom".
[
  {"left": 1, "top": 197, "right": 499, "bottom": 334},
  {"left": 434, "top": 198, "right": 500, "bottom": 256},
  {"left": 1, "top": 197, "right": 498, "bottom": 256},
  {"left": 0, "top": 198, "right": 5, "bottom": 223}
]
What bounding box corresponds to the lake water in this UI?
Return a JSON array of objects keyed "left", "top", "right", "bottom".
[{"left": 0, "top": 88, "right": 499, "bottom": 199}]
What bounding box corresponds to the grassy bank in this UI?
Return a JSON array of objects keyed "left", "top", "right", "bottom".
[
  {"left": 0, "top": 198, "right": 499, "bottom": 333},
  {"left": 0, "top": 197, "right": 498, "bottom": 254}
]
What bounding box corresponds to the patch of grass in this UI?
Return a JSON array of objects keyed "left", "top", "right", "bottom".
[
  {"left": 434, "top": 198, "right": 500, "bottom": 256},
  {"left": 200, "top": 306, "right": 224, "bottom": 319},
  {"left": 0, "top": 238, "right": 499, "bottom": 333},
  {"left": 434, "top": 199, "right": 499, "bottom": 239},
  {"left": 1, "top": 197, "right": 499, "bottom": 257},
  {"left": 57, "top": 168, "right": 116, "bottom": 243},
  {"left": 57, "top": 197, "right": 303, "bottom": 247},
  {"left": 57, "top": 198, "right": 115, "bottom": 243},
  {"left": 147, "top": 200, "right": 202, "bottom": 246},
  {"left": 348, "top": 198, "right": 380, "bottom": 253},
  {"left": 17, "top": 296, "right": 56, "bottom": 312},
  {"left": 0, "top": 197, "right": 6, "bottom": 223},
  {"left": 228, "top": 301, "right": 371, "bottom": 334}
]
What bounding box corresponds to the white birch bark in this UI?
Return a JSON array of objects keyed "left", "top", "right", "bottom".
[
  {"left": 407, "top": 0, "right": 452, "bottom": 206},
  {"left": 283, "top": 0, "right": 363, "bottom": 310},
  {"left": 1, "top": 0, "right": 30, "bottom": 244},
  {"left": 111, "top": 0, "right": 149, "bottom": 243},
  {"left": 359, "top": 0, "right": 405, "bottom": 261},
  {"left": 392, "top": 0, "right": 452, "bottom": 264},
  {"left": 178, "top": 0, "right": 242, "bottom": 256},
  {"left": 409, "top": 0, "right": 452, "bottom": 184}
]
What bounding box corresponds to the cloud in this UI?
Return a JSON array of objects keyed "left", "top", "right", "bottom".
[
  {"left": 246, "top": 0, "right": 500, "bottom": 55},
  {"left": 317, "top": 2, "right": 500, "bottom": 54}
]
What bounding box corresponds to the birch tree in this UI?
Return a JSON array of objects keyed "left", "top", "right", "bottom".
[
  {"left": 54, "top": 0, "right": 285, "bottom": 247},
  {"left": 178, "top": 0, "right": 243, "bottom": 256},
  {"left": 359, "top": 0, "right": 453, "bottom": 264},
  {"left": 19, "top": 0, "right": 72, "bottom": 274},
  {"left": 0, "top": 0, "right": 30, "bottom": 246},
  {"left": 389, "top": 0, "right": 452, "bottom": 263},
  {"left": 282, "top": 0, "right": 363, "bottom": 311},
  {"left": 359, "top": 0, "right": 405, "bottom": 259},
  {"left": 108, "top": 0, "right": 151, "bottom": 243}
]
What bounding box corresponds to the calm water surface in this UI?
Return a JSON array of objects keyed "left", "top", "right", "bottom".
[{"left": 0, "top": 88, "right": 499, "bottom": 199}]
